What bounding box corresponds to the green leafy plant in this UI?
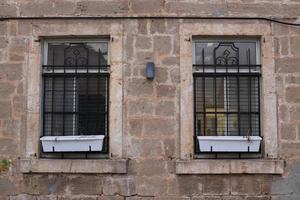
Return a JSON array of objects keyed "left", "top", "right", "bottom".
[{"left": 0, "top": 159, "right": 11, "bottom": 173}]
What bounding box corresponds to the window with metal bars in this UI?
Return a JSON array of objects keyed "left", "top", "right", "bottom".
[
  {"left": 41, "top": 39, "right": 109, "bottom": 155},
  {"left": 193, "top": 39, "right": 261, "bottom": 154}
]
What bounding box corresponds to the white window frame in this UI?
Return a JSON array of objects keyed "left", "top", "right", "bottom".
[
  {"left": 192, "top": 37, "right": 261, "bottom": 153},
  {"left": 40, "top": 39, "right": 110, "bottom": 153}
]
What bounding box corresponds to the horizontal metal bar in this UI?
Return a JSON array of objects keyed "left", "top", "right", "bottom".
[
  {"left": 195, "top": 111, "right": 259, "bottom": 114},
  {"left": 42, "top": 73, "right": 110, "bottom": 77},
  {"left": 45, "top": 111, "right": 108, "bottom": 115},
  {"left": 193, "top": 73, "right": 261, "bottom": 77},
  {"left": 193, "top": 64, "right": 261, "bottom": 67},
  {"left": 42, "top": 65, "right": 110, "bottom": 68}
]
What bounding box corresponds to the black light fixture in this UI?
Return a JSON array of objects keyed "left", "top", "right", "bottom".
[{"left": 146, "top": 62, "right": 155, "bottom": 80}]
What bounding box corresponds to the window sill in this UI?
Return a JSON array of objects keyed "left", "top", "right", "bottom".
[
  {"left": 20, "top": 158, "right": 128, "bottom": 174},
  {"left": 175, "top": 159, "right": 284, "bottom": 174}
]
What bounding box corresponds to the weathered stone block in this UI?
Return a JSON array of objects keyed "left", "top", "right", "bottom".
[
  {"left": 150, "top": 19, "right": 166, "bottom": 34},
  {"left": 177, "top": 176, "right": 204, "bottom": 196},
  {"left": 13, "top": 96, "right": 27, "bottom": 113},
  {"left": 285, "top": 75, "right": 300, "bottom": 85},
  {"left": 154, "top": 67, "right": 168, "bottom": 83},
  {"left": 0, "top": 101, "right": 11, "bottom": 119},
  {"left": 9, "top": 194, "right": 35, "bottom": 200},
  {"left": 128, "top": 118, "right": 143, "bottom": 137},
  {"left": 0, "top": 178, "right": 17, "bottom": 195},
  {"left": 2, "top": 119, "right": 21, "bottom": 136},
  {"left": 131, "top": 0, "right": 164, "bottom": 14},
  {"left": 128, "top": 99, "right": 154, "bottom": 116},
  {"left": 0, "top": 138, "right": 17, "bottom": 157},
  {"left": 290, "top": 106, "right": 300, "bottom": 121},
  {"left": 68, "top": 176, "right": 102, "bottom": 195},
  {"left": 286, "top": 86, "right": 300, "bottom": 103},
  {"left": 0, "top": 82, "right": 15, "bottom": 98},
  {"left": 231, "top": 176, "right": 262, "bottom": 195},
  {"left": 98, "top": 196, "right": 124, "bottom": 200},
  {"left": 275, "top": 58, "right": 300, "bottom": 73},
  {"left": 245, "top": 197, "right": 270, "bottom": 200},
  {"left": 21, "top": 174, "right": 66, "bottom": 195},
  {"left": 280, "top": 123, "right": 297, "bottom": 140},
  {"left": 136, "top": 176, "right": 167, "bottom": 196},
  {"left": 170, "top": 68, "right": 180, "bottom": 84},
  {"left": 75, "top": 1, "right": 129, "bottom": 15},
  {"left": 157, "top": 85, "right": 176, "bottom": 97},
  {"left": 103, "top": 176, "right": 135, "bottom": 196},
  {"left": 0, "top": 22, "right": 7, "bottom": 35},
  {"left": 203, "top": 176, "right": 230, "bottom": 195},
  {"left": 135, "top": 35, "right": 152, "bottom": 50},
  {"left": 0, "top": 3, "right": 17, "bottom": 17},
  {"left": 280, "top": 142, "right": 300, "bottom": 158},
  {"left": 135, "top": 51, "right": 154, "bottom": 65},
  {"left": 161, "top": 57, "right": 179, "bottom": 66},
  {"left": 0, "top": 37, "right": 8, "bottom": 48},
  {"left": 58, "top": 195, "right": 97, "bottom": 200},
  {"left": 127, "top": 78, "right": 154, "bottom": 96},
  {"left": 163, "top": 138, "right": 176, "bottom": 159},
  {"left": 155, "top": 101, "right": 175, "bottom": 116},
  {"left": 138, "top": 19, "right": 148, "bottom": 34},
  {"left": 36, "top": 195, "right": 57, "bottom": 200},
  {"left": 291, "top": 37, "right": 300, "bottom": 55},
  {"left": 134, "top": 159, "right": 167, "bottom": 176},
  {"left": 280, "top": 37, "right": 289, "bottom": 56},
  {"left": 143, "top": 118, "right": 175, "bottom": 137},
  {"left": 0, "top": 64, "right": 22, "bottom": 81},
  {"left": 128, "top": 138, "right": 162, "bottom": 157},
  {"left": 20, "top": 1, "right": 75, "bottom": 16},
  {"left": 154, "top": 36, "right": 172, "bottom": 55}
]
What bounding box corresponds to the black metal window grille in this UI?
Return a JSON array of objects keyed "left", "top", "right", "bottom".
[
  {"left": 193, "top": 40, "right": 261, "bottom": 154},
  {"left": 42, "top": 41, "right": 109, "bottom": 153}
]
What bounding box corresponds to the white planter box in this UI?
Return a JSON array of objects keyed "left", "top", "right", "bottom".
[
  {"left": 197, "top": 136, "right": 262, "bottom": 152},
  {"left": 40, "top": 135, "right": 105, "bottom": 152}
]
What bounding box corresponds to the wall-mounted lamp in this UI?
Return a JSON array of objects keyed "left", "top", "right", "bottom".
[{"left": 146, "top": 62, "right": 155, "bottom": 80}]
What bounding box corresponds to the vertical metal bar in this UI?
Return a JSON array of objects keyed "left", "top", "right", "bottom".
[
  {"left": 193, "top": 76, "right": 198, "bottom": 153},
  {"left": 62, "top": 68, "right": 66, "bottom": 136},
  {"left": 258, "top": 77, "right": 261, "bottom": 137},
  {"left": 106, "top": 74, "right": 109, "bottom": 153},
  {"left": 237, "top": 76, "right": 241, "bottom": 136},
  {"left": 86, "top": 77, "right": 89, "bottom": 135},
  {"left": 226, "top": 76, "right": 229, "bottom": 136},
  {"left": 214, "top": 76, "right": 217, "bottom": 136},
  {"left": 247, "top": 48, "right": 252, "bottom": 136},
  {"left": 42, "top": 77, "right": 46, "bottom": 136},
  {"left": 51, "top": 76, "right": 54, "bottom": 136},
  {"left": 203, "top": 77, "right": 206, "bottom": 136},
  {"left": 202, "top": 48, "right": 206, "bottom": 136},
  {"left": 248, "top": 76, "right": 252, "bottom": 136}
]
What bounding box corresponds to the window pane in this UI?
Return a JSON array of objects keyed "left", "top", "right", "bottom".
[
  {"left": 42, "top": 40, "right": 109, "bottom": 140},
  {"left": 193, "top": 39, "right": 261, "bottom": 139},
  {"left": 194, "top": 40, "right": 258, "bottom": 65},
  {"left": 47, "top": 42, "right": 108, "bottom": 65}
]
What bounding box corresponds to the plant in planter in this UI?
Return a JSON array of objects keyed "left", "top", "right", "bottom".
[{"left": 0, "top": 159, "right": 11, "bottom": 174}]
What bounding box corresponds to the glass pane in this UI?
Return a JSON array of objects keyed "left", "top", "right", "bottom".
[
  {"left": 47, "top": 42, "right": 108, "bottom": 65},
  {"left": 194, "top": 40, "right": 258, "bottom": 65}
]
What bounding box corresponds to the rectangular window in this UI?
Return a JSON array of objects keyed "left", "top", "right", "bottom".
[
  {"left": 193, "top": 39, "right": 262, "bottom": 155},
  {"left": 41, "top": 39, "right": 109, "bottom": 155}
]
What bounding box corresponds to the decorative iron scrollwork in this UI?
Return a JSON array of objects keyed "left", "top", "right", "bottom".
[
  {"left": 64, "top": 44, "right": 89, "bottom": 66},
  {"left": 214, "top": 42, "right": 239, "bottom": 65}
]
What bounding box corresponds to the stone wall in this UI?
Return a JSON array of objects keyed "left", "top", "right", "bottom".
[{"left": 0, "top": 0, "right": 300, "bottom": 199}]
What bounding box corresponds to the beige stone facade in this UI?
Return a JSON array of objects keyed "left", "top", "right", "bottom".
[{"left": 0, "top": 0, "right": 300, "bottom": 199}]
